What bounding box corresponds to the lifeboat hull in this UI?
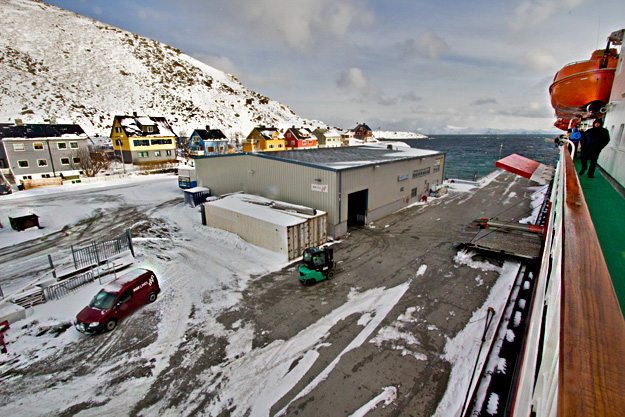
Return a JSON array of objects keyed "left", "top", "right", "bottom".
[{"left": 549, "top": 49, "right": 618, "bottom": 124}]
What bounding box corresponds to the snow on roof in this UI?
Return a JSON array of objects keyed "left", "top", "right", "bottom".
[
  {"left": 117, "top": 116, "right": 176, "bottom": 137},
  {"left": 136, "top": 117, "right": 156, "bottom": 126},
  {"left": 256, "top": 145, "right": 442, "bottom": 170},
  {"left": 207, "top": 194, "right": 325, "bottom": 227},
  {"left": 184, "top": 186, "right": 210, "bottom": 193}
]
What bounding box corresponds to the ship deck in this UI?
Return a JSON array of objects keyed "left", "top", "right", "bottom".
[{"left": 576, "top": 159, "right": 625, "bottom": 314}]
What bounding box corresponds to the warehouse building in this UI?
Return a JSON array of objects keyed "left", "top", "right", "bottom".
[{"left": 195, "top": 144, "right": 445, "bottom": 238}]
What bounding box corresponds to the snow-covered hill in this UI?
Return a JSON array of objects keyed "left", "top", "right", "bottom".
[{"left": 0, "top": 0, "right": 327, "bottom": 138}]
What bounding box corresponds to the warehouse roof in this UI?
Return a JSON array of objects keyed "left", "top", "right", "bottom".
[{"left": 253, "top": 143, "right": 443, "bottom": 170}]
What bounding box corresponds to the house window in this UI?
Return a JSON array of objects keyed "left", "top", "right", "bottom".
[
  {"left": 57, "top": 142, "right": 67, "bottom": 149},
  {"left": 37, "top": 159, "right": 48, "bottom": 167},
  {"left": 115, "top": 127, "right": 122, "bottom": 133},
  {"left": 14, "top": 143, "right": 25, "bottom": 151},
  {"left": 18, "top": 160, "right": 29, "bottom": 168},
  {"left": 133, "top": 140, "right": 149, "bottom": 147},
  {"left": 60, "top": 157, "right": 70, "bottom": 165},
  {"left": 154, "top": 151, "right": 161, "bottom": 157},
  {"left": 138, "top": 151, "right": 149, "bottom": 158},
  {"left": 411, "top": 188, "right": 418, "bottom": 198},
  {"left": 70, "top": 142, "right": 79, "bottom": 149},
  {"left": 278, "top": 144, "right": 283, "bottom": 148},
  {"left": 269, "top": 144, "right": 274, "bottom": 149},
  {"left": 433, "top": 165, "right": 440, "bottom": 173},
  {"left": 34, "top": 142, "right": 44, "bottom": 150},
  {"left": 146, "top": 126, "right": 154, "bottom": 133},
  {"left": 166, "top": 150, "right": 172, "bottom": 156},
  {"left": 73, "top": 157, "right": 81, "bottom": 164},
  {"left": 22, "top": 175, "right": 32, "bottom": 180},
  {"left": 207, "top": 146, "right": 215, "bottom": 153},
  {"left": 116, "top": 139, "right": 122, "bottom": 146},
  {"left": 42, "top": 174, "right": 50, "bottom": 178}
]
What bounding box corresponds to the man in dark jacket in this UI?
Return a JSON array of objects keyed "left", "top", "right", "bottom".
[{"left": 579, "top": 119, "right": 610, "bottom": 178}]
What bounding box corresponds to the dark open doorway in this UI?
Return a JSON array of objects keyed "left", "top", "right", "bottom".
[{"left": 347, "top": 189, "right": 368, "bottom": 227}]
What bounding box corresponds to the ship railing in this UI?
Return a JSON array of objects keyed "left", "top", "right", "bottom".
[{"left": 512, "top": 146, "right": 625, "bottom": 416}]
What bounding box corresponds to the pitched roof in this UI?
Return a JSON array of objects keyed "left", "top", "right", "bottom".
[
  {"left": 193, "top": 129, "right": 227, "bottom": 140},
  {"left": 288, "top": 128, "right": 312, "bottom": 140},
  {"left": 113, "top": 115, "right": 177, "bottom": 138},
  {"left": 0, "top": 123, "right": 87, "bottom": 140}
]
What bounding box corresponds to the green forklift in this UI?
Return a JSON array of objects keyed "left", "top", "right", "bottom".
[{"left": 299, "top": 246, "right": 335, "bottom": 285}]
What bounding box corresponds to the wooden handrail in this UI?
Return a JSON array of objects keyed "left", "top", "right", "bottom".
[{"left": 560, "top": 151, "right": 625, "bottom": 415}]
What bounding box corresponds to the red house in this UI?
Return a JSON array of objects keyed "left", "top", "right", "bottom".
[
  {"left": 353, "top": 123, "right": 374, "bottom": 142},
  {"left": 284, "top": 127, "right": 318, "bottom": 150}
]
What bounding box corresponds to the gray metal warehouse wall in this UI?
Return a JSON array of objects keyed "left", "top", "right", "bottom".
[
  {"left": 196, "top": 154, "right": 341, "bottom": 234},
  {"left": 195, "top": 152, "right": 444, "bottom": 238}
]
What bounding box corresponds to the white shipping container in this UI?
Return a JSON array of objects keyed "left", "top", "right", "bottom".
[{"left": 203, "top": 194, "right": 327, "bottom": 260}]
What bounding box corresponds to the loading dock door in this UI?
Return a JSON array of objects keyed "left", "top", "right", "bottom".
[{"left": 347, "top": 189, "right": 368, "bottom": 226}]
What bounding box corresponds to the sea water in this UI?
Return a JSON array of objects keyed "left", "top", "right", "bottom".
[{"left": 382, "top": 135, "right": 561, "bottom": 181}]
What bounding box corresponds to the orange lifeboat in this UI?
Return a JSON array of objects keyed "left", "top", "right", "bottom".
[{"left": 549, "top": 47, "right": 618, "bottom": 129}]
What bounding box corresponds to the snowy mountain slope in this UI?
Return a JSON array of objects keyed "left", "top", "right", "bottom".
[{"left": 0, "top": 0, "right": 327, "bottom": 137}]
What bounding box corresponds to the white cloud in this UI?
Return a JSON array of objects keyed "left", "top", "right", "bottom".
[
  {"left": 337, "top": 68, "right": 369, "bottom": 91},
  {"left": 511, "top": 0, "right": 586, "bottom": 32},
  {"left": 523, "top": 49, "right": 559, "bottom": 72},
  {"left": 398, "top": 31, "right": 449, "bottom": 60},
  {"left": 228, "top": 0, "right": 375, "bottom": 51}
]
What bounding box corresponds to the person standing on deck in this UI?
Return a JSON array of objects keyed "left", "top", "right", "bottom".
[
  {"left": 579, "top": 119, "right": 610, "bottom": 178},
  {"left": 569, "top": 126, "right": 582, "bottom": 156}
]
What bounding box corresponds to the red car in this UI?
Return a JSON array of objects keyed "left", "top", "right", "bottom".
[{"left": 75, "top": 268, "right": 160, "bottom": 333}]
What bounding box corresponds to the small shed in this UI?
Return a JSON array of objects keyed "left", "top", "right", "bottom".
[
  {"left": 203, "top": 194, "right": 327, "bottom": 260},
  {"left": 184, "top": 186, "right": 211, "bottom": 207}
]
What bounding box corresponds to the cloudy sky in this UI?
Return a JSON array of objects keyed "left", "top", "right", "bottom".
[{"left": 44, "top": 0, "right": 625, "bottom": 133}]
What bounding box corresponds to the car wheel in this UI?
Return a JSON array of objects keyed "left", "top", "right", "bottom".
[
  {"left": 327, "top": 269, "right": 335, "bottom": 280},
  {"left": 148, "top": 292, "right": 158, "bottom": 303},
  {"left": 105, "top": 319, "right": 117, "bottom": 332},
  {"left": 306, "top": 279, "right": 315, "bottom": 286}
]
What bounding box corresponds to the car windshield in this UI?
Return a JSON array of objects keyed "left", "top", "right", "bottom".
[{"left": 88, "top": 290, "right": 118, "bottom": 310}]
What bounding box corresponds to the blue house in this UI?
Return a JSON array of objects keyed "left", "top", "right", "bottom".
[{"left": 189, "top": 126, "right": 229, "bottom": 157}]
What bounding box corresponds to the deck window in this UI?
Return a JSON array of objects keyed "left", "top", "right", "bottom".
[
  {"left": 18, "top": 160, "right": 29, "bottom": 168},
  {"left": 57, "top": 142, "right": 67, "bottom": 149},
  {"left": 34, "top": 142, "right": 44, "bottom": 150},
  {"left": 37, "top": 159, "right": 48, "bottom": 167},
  {"left": 13, "top": 143, "right": 25, "bottom": 151}
]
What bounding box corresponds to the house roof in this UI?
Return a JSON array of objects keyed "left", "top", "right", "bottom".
[
  {"left": 113, "top": 115, "right": 177, "bottom": 138},
  {"left": 287, "top": 127, "right": 313, "bottom": 140},
  {"left": 193, "top": 129, "right": 227, "bottom": 140},
  {"left": 355, "top": 124, "right": 373, "bottom": 132},
  {"left": 252, "top": 144, "right": 444, "bottom": 171},
  {"left": 0, "top": 123, "right": 88, "bottom": 140}
]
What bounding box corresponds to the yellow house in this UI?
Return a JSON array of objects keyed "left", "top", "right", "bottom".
[
  {"left": 111, "top": 114, "right": 178, "bottom": 165},
  {"left": 243, "top": 127, "right": 285, "bottom": 152}
]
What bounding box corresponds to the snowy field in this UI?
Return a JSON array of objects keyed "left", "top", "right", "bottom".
[{"left": 0, "top": 171, "right": 538, "bottom": 416}]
